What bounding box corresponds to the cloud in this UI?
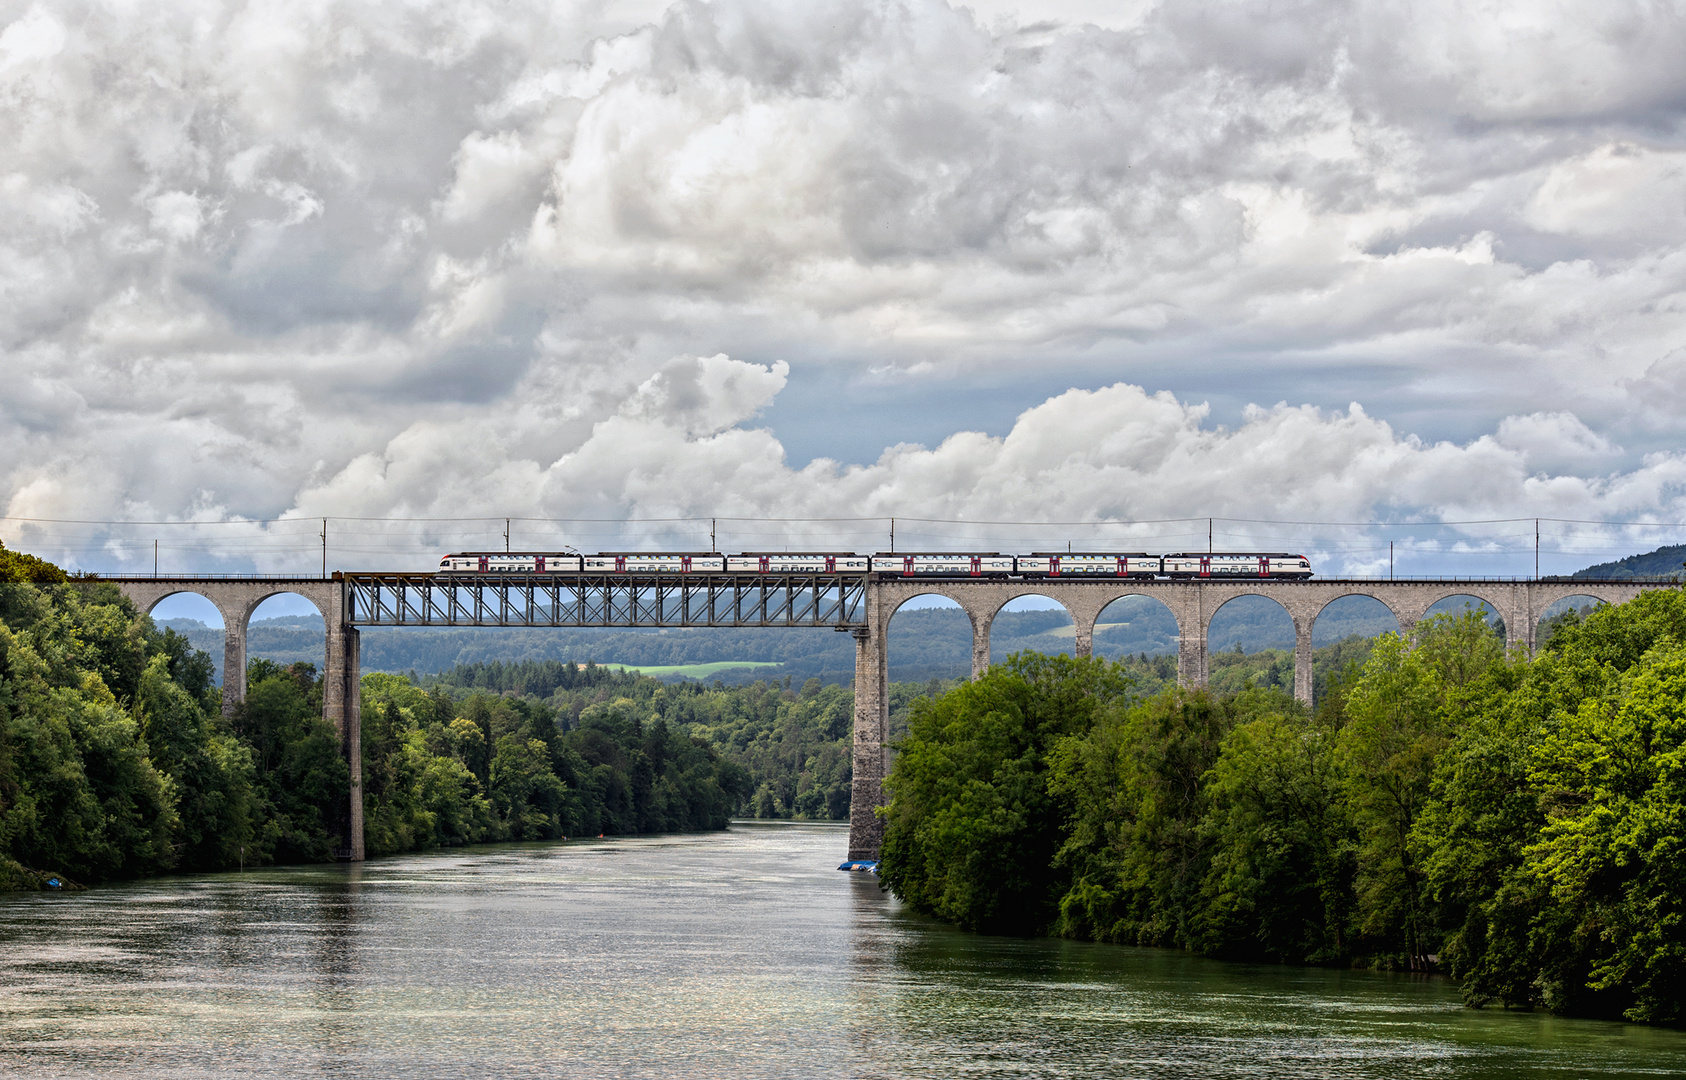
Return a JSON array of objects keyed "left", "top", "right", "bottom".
[
  {"left": 2, "top": 0, "right": 1686, "bottom": 573},
  {"left": 259, "top": 362, "right": 1686, "bottom": 573},
  {"left": 1496, "top": 412, "right": 1621, "bottom": 473}
]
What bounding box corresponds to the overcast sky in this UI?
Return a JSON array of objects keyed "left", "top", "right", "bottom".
[{"left": 4, "top": 0, "right": 1686, "bottom": 577}]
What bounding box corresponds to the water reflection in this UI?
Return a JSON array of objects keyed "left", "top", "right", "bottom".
[{"left": 1, "top": 825, "right": 1684, "bottom": 1079}]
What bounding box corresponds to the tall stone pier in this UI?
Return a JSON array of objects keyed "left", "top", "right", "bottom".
[{"left": 846, "top": 592, "right": 890, "bottom": 862}]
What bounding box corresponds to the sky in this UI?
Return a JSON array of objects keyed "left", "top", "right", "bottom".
[{"left": 4, "top": 0, "right": 1686, "bottom": 580}]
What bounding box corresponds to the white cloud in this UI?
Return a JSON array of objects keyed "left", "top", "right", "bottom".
[
  {"left": 1496, "top": 411, "right": 1620, "bottom": 473},
  {"left": 1, "top": 0, "right": 1685, "bottom": 573},
  {"left": 1528, "top": 144, "right": 1686, "bottom": 244}
]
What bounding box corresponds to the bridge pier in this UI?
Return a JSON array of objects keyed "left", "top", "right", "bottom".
[
  {"left": 220, "top": 611, "right": 247, "bottom": 717},
  {"left": 969, "top": 606, "right": 992, "bottom": 680},
  {"left": 1172, "top": 588, "right": 1207, "bottom": 690},
  {"left": 848, "top": 620, "right": 888, "bottom": 861},
  {"left": 1292, "top": 614, "right": 1315, "bottom": 705},
  {"left": 324, "top": 622, "right": 364, "bottom": 861}
]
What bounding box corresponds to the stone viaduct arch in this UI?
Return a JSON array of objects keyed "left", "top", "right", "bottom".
[
  {"left": 845, "top": 577, "right": 1665, "bottom": 860},
  {"left": 115, "top": 578, "right": 364, "bottom": 861},
  {"left": 103, "top": 572, "right": 1667, "bottom": 867}
]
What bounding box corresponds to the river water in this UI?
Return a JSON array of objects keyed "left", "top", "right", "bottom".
[{"left": 2, "top": 824, "right": 1683, "bottom": 1079}]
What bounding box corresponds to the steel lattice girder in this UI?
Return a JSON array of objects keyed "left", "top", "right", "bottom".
[{"left": 342, "top": 573, "right": 868, "bottom": 628}]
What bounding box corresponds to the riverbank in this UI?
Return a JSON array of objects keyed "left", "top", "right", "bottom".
[{"left": 0, "top": 857, "right": 82, "bottom": 892}]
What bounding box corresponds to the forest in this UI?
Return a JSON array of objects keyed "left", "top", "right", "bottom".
[
  {"left": 10, "top": 536, "right": 1681, "bottom": 1024},
  {"left": 877, "top": 591, "right": 1686, "bottom": 1025},
  {"left": 0, "top": 543, "right": 905, "bottom": 888},
  {"left": 0, "top": 537, "right": 1427, "bottom": 894},
  {"left": 0, "top": 552, "right": 752, "bottom": 887}
]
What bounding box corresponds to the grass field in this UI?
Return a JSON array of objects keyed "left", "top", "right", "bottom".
[{"left": 596, "top": 660, "right": 784, "bottom": 679}]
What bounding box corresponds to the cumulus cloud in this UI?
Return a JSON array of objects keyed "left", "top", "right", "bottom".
[
  {"left": 88, "top": 359, "right": 1685, "bottom": 576},
  {"left": 2, "top": 0, "right": 1686, "bottom": 572}
]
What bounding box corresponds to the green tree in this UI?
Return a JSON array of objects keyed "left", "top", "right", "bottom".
[
  {"left": 1338, "top": 611, "right": 1504, "bottom": 968},
  {"left": 1194, "top": 693, "right": 1357, "bottom": 963},
  {"left": 878, "top": 653, "right": 1135, "bottom": 934},
  {"left": 1050, "top": 686, "right": 1284, "bottom": 948}
]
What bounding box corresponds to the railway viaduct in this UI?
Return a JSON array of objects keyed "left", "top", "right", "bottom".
[{"left": 110, "top": 574, "right": 1669, "bottom": 864}]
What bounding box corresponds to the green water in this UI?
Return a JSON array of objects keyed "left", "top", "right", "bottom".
[{"left": 2, "top": 824, "right": 1682, "bottom": 1078}]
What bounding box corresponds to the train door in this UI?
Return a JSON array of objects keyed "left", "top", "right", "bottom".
[
  {"left": 478, "top": 555, "right": 488, "bottom": 572},
  {"left": 1199, "top": 556, "right": 1210, "bottom": 577},
  {"left": 760, "top": 556, "right": 770, "bottom": 572},
  {"left": 824, "top": 556, "right": 836, "bottom": 573},
  {"left": 1258, "top": 556, "right": 1269, "bottom": 577},
  {"left": 969, "top": 555, "right": 981, "bottom": 576},
  {"left": 614, "top": 556, "right": 627, "bottom": 572},
  {"left": 902, "top": 555, "right": 915, "bottom": 577}
]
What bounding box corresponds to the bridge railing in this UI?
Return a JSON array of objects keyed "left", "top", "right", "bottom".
[{"left": 93, "top": 573, "right": 333, "bottom": 581}]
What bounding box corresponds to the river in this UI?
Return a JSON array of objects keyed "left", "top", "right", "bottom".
[{"left": 2, "top": 824, "right": 1683, "bottom": 1078}]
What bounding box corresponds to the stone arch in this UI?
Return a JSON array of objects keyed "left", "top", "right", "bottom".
[
  {"left": 129, "top": 586, "right": 239, "bottom": 628},
  {"left": 985, "top": 591, "right": 1078, "bottom": 666},
  {"left": 885, "top": 591, "right": 976, "bottom": 683},
  {"left": 1536, "top": 593, "right": 1608, "bottom": 649},
  {"left": 1206, "top": 592, "right": 1295, "bottom": 651},
  {"left": 1202, "top": 593, "right": 1295, "bottom": 693},
  {"left": 241, "top": 590, "right": 333, "bottom": 684},
  {"left": 1311, "top": 592, "right": 1404, "bottom": 645},
  {"left": 1416, "top": 591, "right": 1508, "bottom": 638},
  {"left": 238, "top": 587, "right": 332, "bottom": 634},
  {"left": 1092, "top": 592, "right": 1182, "bottom": 658}
]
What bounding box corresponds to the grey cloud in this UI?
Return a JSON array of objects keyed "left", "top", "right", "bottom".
[{"left": 3, "top": 0, "right": 1686, "bottom": 558}]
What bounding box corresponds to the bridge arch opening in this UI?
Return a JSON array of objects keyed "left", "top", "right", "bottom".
[
  {"left": 1206, "top": 595, "right": 1295, "bottom": 694},
  {"left": 1093, "top": 594, "right": 1179, "bottom": 684},
  {"left": 1312, "top": 595, "right": 1401, "bottom": 646},
  {"left": 1539, "top": 594, "right": 1608, "bottom": 648},
  {"left": 1421, "top": 594, "right": 1505, "bottom": 640},
  {"left": 1310, "top": 595, "right": 1401, "bottom": 704},
  {"left": 245, "top": 591, "right": 330, "bottom": 683},
  {"left": 884, "top": 593, "right": 973, "bottom": 754},
  {"left": 145, "top": 592, "right": 229, "bottom": 687},
  {"left": 989, "top": 593, "right": 1076, "bottom": 664},
  {"left": 148, "top": 590, "right": 225, "bottom": 627},
  {"left": 887, "top": 593, "right": 969, "bottom": 686}
]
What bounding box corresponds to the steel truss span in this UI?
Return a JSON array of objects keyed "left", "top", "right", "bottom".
[{"left": 344, "top": 573, "right": 869, "bottom": 628}]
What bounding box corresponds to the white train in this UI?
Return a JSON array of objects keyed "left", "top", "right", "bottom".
[{"left": 437, "top": 551, "right": 1313, "bottom": 579}]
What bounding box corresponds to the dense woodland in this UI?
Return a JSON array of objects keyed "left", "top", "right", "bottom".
[
  {"left": 878, "top": 592, "right": 1686, "bottom": 1025},
  {"left": 8, "top": 537, "right": 1684, "bottom": 1024},
  {"left": 0, "top": 551, "right": 755, "bottom": 887}
]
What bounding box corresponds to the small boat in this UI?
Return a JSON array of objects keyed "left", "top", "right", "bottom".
[{"left": 837, "top": 860, "right": 879, "bottom": 873}]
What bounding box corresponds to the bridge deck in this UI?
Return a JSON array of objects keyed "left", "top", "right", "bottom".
[{"left": 341, "top": 572, "right": 871, "bottom": 628}]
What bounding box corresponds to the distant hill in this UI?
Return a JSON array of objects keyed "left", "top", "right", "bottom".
[
  {"left": 158, "top": 592, "right": 1402, "bottom": 687},
  {"left": 1566, "top": 544, "right": 1686, "bottom": 581}
]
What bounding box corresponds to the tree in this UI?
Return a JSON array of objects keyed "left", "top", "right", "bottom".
[
  {"left": 878, "top": 653, "right": 1135, "bottom": 934},
  {"left": 1194, "top": 694, "right": 1357, "bottom": 963},
  {"left": 1050, "top": 686, "right": 1289, "bottom": 949},
  {"left": 1338, "top": 611, "right": 1505, "bottom": 968}
]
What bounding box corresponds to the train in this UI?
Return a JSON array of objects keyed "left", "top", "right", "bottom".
[{"left": 436, "top": 551, "right": 1314, "bottom": 579}]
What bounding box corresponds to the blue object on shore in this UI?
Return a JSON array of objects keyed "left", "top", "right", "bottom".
[
  {"left": 837, "top": 860, "right": 878, "bottom": 873},
  {"left": 45, "top": 878, "right": 61, "bottom": 889}
]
